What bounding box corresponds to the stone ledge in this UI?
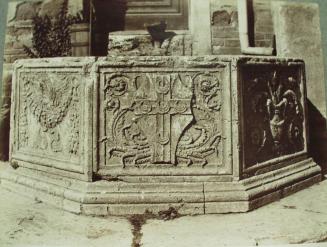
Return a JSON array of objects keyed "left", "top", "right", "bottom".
[{"left": 0, "top": 158, "right": 321, "bottom": 216}]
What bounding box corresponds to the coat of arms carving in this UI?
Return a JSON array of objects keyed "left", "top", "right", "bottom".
[{"left": 101, "top": 71, "right": 222, "bottom": 168}]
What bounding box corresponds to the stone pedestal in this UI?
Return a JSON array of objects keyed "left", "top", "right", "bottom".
[{"left": 1, "top": 56, "right": 321, "bottom": 216}]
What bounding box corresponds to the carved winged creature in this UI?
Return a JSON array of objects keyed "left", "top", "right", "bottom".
[
  {"left": 103, "top": 75, "right": 152, "bottom": 167},
  {"left": 22, "top": 73, "right": 75, "bottom": 152},
  {"left": 24, "top": 74, "right": 73, "bottom": 130},
  {"left": 176, "top": 74, "right": 221, "bottom": 167},
  {"left": 107, "top": 106, "right": 152, "bottom": 167}
]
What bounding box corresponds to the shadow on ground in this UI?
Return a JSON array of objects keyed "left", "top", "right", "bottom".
[{"left": 308, "top": 101, "right": 327, "bottom": 175}]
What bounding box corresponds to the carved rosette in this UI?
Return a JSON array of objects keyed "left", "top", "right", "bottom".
[
  {"left": 242, "top": 66, "right": 305, "bottom": 168},
  {"left": 101, "top": 71, "right": 222, "bottom": 168},
  {"left": 18, "top": 72, "right": 81, "bottom": 156}
]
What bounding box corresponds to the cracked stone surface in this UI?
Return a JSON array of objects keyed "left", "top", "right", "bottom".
[{"left": 0, "top": 162, "right": 327, "bottom": 247}]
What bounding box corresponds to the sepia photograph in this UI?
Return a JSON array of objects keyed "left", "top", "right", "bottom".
[{"left": 0, "top": 0, "right": 326, "bottom": 246}]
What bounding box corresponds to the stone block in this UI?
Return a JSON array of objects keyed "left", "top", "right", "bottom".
[
  {"left": 272, "top": 1, "right": 326, "bottom": 119},
  {"left": 81, "top": 204, "right": 109, "bottom": 216},
  {"left": 205, "top": 201, "right": 249, "bottom": 214},
  {"left": 212, "top": 46, "right": 241, "bottom": 55},
  {"left": 211, "top": 10, "right": 238, "bottom": 27},
  {"left": 212, "top": 31, "right": 239, "bottom": 39},
  {"left": 108, "top": 31, "right": 192, "bottom": 56},
  {"left": 212, "top": 38, "right": 224, "bottom": 47},
  {"left": 39, "top": 0, "right": 65, "bottom": 18},
  {"left": 63, "top": 199, "right": 81, "bottom": 214},
  {"left": 3, "top": 55, "right": 321, "bottom": 216},
  {"left": 107, "top": 203, "right": 204, "bottom": 216},
  {"left": 8, "top": 1, "right": 42, "bottom": 22},
  {"left": 10, "top": 57, "right": 97, "bottom": 181},
  {"left": 224, "top": 39, "right": 240, "bottom": 48}
]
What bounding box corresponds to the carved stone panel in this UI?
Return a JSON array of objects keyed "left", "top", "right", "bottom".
[
  {"left": 10, "top": 59, "right": 95, "bottom": 178},
  {"left": 99, "top": 66, "right": 226, "bottom": 175},
  {"left": 241, "top": 64, "right": 306, "bottom": 170},
  {"left": 17, "top": 72, "right": 81, "bottom": 155},
  {"left": 10, "top": 56, "right": 312, "bottom": 183}
]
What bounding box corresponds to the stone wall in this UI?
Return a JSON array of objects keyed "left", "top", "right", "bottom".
[
  {"left": 210, "top": 0, "right": 274, "bottom": 55},
  {"left": 272, "top": 1, "right": 327, "bottom": 173}
]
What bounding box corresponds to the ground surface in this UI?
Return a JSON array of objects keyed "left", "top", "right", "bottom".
[{"left": 0, "top": 170, "right": 327, "bottom": 247}]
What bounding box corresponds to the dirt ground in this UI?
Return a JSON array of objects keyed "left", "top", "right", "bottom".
[{"left": 1, "top": 174, "right": 327, "bottom": 247}]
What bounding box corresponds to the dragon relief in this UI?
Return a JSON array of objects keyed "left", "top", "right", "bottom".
[
  {"left": 176, "top": 73, "right": 221, "bottom": 167},
  {"left": 19, "top": 73, "right": 80, "bottom": 154},
  {"left": 244, "top": 69, "right": 305, "bottom": 167},
  {"left": 102, "top": 72, "right": 222, "bottom": 168},
  {"left": 102, "top": 74, "right": 152, "bottom": 167}
]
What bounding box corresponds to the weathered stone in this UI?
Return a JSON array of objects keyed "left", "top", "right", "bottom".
[
  {"left": 39, "top": 0, "right": 65, "bottom": 18},
  {"left": 8, "top": 1, "right": 42, "bottom": 22},
  {"left": 67, "top": 0, "right": 84, "bottom": 18},
  {"left": 210, "top": 0, "right": 275, "bottom": 54},
  {"left": 212, "top": 10, "right": 238, "bottom": 27},
  {"left": 212, "top": 46, "right": 241, "bottom": 55},
  {"left": 10, "top": 57, "right": 97, "bottom": 180},
  {"left": 2, "top": 56, "right": 321, "bottom": 215},
  {"left": 272, "top": 1, "right": 326, "bottom": 119},
  {"left": 189, "top": 0, "right": 212, "bottom": 55},
  {"left": 108, "top": 31, "right": 192, "bottom": 56},
  {"left": 272, "top": 1, "right": 327, "bottom": 173}
]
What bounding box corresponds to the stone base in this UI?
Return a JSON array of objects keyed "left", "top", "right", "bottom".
[{"left": 0, "top": 158, "right": 321, "bottom": 216}]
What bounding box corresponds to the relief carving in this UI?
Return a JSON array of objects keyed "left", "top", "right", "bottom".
[
  {"left": 102, "top": 72, "right": 222, "bottom": 168},
  {"left": 243, "top": 67, "right": 305, "bottom": 167},
  {"left": 176, "top": 73, "right": 221, "bottom": 167},
  {"left": 18, "top": 72, "right": 81, "bottom": 155}
]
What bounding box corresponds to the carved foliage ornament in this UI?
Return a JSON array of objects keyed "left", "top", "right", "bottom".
[
  {"left": 243, "top": 67, "right": 305, "bottom": 167},
  {"left": 102, "top": 72, "right": 222, "bottom": 168},
  {"left": 18, "top": 72, "right": 81, "bottom": 155}
]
